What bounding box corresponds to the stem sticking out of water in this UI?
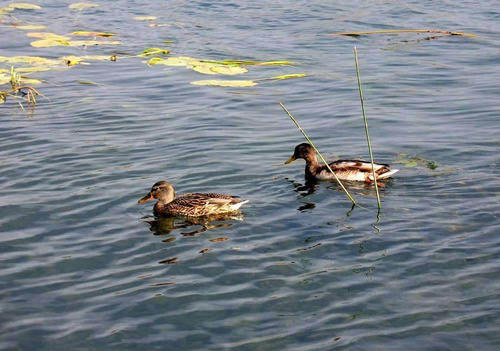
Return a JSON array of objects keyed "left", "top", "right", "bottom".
[
  {"left": 279, "top": 102, "right": 357, "bottom": 206},
  {"left": 353, "top": 47, "right": 381, "bottom": 211}
]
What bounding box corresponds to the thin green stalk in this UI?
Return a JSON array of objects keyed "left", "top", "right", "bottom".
[
  {"left": 353, "top": 47, "right": 381, "bottom": 210},
  {"left": 279, "top": 102, "right": 357, "bottom": 206}
]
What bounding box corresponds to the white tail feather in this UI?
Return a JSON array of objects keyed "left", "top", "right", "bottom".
[
  {"left": 230, "top": 200, "right": 249, "bottom": 211},
  {"left": 369, "top": 169, "right": 399, "bottom": 180}
]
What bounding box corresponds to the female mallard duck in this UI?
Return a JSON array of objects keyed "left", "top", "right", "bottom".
[
  {"left": 285, "top": 143, "right": 398, "bottom": 183},
  {"left": 138, "top": 181, "right": 249, "bottom": 217}
]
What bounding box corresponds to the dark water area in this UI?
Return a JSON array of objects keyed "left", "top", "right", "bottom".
[{"left": 1, "top": 1, "right": 499, "bottom": 350}]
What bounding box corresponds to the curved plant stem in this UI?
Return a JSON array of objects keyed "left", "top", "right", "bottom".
[
  {"left": 353, "top": 47, "right": 381, "bottom": 211},
  {"left": 279, "top": 102, "right": 357, "bottom": 206}
]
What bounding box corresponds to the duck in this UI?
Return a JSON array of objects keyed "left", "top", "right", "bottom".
[
  {"left": 285, "top": 143, "right": 398, "bottom": 183},
  {"left": 138, "top": 181, "right": 249, "bottom": 217}
]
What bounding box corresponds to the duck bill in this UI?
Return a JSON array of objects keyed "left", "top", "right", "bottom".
[
  {"left": 284, "top": 156, "right": 296, "bottom": 164},
  {"left": 138, "top": 192, "right": 154, "bottom": 204}
]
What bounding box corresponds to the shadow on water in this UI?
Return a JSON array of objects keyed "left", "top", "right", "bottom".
[
  {"left": 140, "top": 213, "right": 245, "bottom": 238},
  {"left": 285, "top": 176, "right": 394, "bottom": 200}
]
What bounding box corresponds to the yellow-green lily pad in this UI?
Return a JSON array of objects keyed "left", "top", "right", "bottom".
[
  {"left": 0, "top": 66, "right": 51, "bottom": 73},
  {"left": 0, "top": 55, "right": 61, "bottom": 66},
  {"left": 8, "top": 3, "right": 42, "bottom": 10},
  {"left": 30, "top": 38, "right": 70, "bottom": 47},
  {"left": 68, "top": 3, "right": 99, "bottom": 10},
  {"left": 134, "top": 16, "right": 157, "bottom": 21},
  {"left": 15, "top": 24, "right": 46, "bottom": 30},
  {"left": 138, "top": 48, "right": 170, "bottom": 57},
  {"left": 68, "top": 40, "right": 121, "bottom": 46},
  {"left": 71, "top": 31, "right": 115, "bottom": 37},
  {"left": 147, "top": 56, "right": 197, "bottom": 66},
  {"left": 271, "top": 73, "right": 306, "bottom": 80},
  {"left": 190, "top": 80, "right": 257, "bottom": 87},
  {"left": 60, "top": 55, "right": 114, "bottom": 65},
  {"left": 27, "top": 32, "right": 70, "bottom": 40},
  {"left": 190, "top": 63, "right": 247, "bottom": 75}
]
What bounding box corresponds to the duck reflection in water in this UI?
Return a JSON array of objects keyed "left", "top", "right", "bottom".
[
  {"left": 286, "top": 176, "right": 392, "bottom": 212},
  {"left": 141, "top": 213, "right": 244, "bottom": 238}
]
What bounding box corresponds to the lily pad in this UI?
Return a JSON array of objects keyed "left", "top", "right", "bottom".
[
  {"left": 394, "top": 154, "right": 439, "bottom": 170},
  {"left": 147, "top": 56, "right": 248, "bottom": 75},
  {"left": 31, "top": 39, "right": 121, "bottom": 47},
  {"left": 71, "top": 31, "right": 115, "bottom": 38},
  {"left": 68, "top": 3, "right": 98, "bottom": 10},
  {"left": 15, "top": 24, "right": 46, "bottom": 30},
  {"left": 27, "top": 32, "right": 70, "bottom": 40},
  {"left": 134, "top": 16, "right": 157, "bottom": 21},
  {"left": 0, "top": 6, "right": 15, "bottom": 14},
  {"left": 190, "top": 80, "right": 257, "bottom": 87},
  {"left": 271, "top": 73, "right": 306, "bottom": 80},
  {"left": 30, "top": 38, "right": 70, "bottom": 47},
  {"left": 7, "top": 3, "right": 42, "bottom": 10},
  {"left": 190, "top": 63, "right": 247, "bottom": 75},
  {"left": 147, "top": 56, "right": 196, "bottom": 66},
  {"left": 67, "top": 40, "right": 121, "bottom": 47},
  {"left": 60, "top": 55, "right": 114, "bottom": 65},
  {"left": 0, "top": 66, "right": 50, "bottom": 73},
  {"left": 202, "top": 59, "right": 293, "bottom": 66},
  {"left": 138, "top": 48, "right": 170, "bottom": 57},
  {"left": 0, "top": 55, "right": 61, "bottom": 66}
]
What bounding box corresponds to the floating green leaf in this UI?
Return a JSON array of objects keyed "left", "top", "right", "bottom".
[
  {"left": 147, "top": 56, "right": 196, "bottom": 66},
  {"left": 147, "top": 56, "right": 247, "bottom": 75},
  {"left": 7, "top": 3, "right": 42, "bottom": 10},
  {"left": 190, "top": 80, "right": 257, "bottom": 87},
  {"left": 78, "top": 80, "right": 99, "bottom": 85},
  {"left": 271, "top": 73, "right": 307, "bottom": 80},
  {"left": 394, "top": 154, "right": 439, "bottom": 170},
  {"left": 190, "top": 63, "right": 247, "bottom": 75},
  {"left": 0, "top": 6, "right": 15, "bottom": 14},
  {"left": 202, "top": 59, "right": 293, "bottom": 66},
  {"left": 134, "top": 16, "right": 157, "bottom": 21},
  {"left": 71, "top": 31, "right": 115, "bottom": 37},
  {"left": 60, "top": 55, "right": 114, "bottom": 65},
  {"left": 30, "top": 38, "right": 70, "bottom": 47},
  {"left": 68, "top": 3, "right": 98, "bottom": 10},
  {"left": 0, "top": 55, "right": 61, "bottom": 66},
  {"left": 0, "top": 66, "right": 51, "bottom": 73},
  {"left": 138, "top": 48, "right": 170, "bottom": 57},
  {"left": 27, "top": 32, "right": 70, "bottom": 40},
  {"left": 15, "top": 24, "right": 46, "bottom": 30},
  {"left": 67, "top": 40, "right": 121, "bottom": 46},
  {"left": 31, "top": 39, "right": 121, "bottom": 47}
]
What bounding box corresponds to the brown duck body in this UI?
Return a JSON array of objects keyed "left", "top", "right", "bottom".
[
  {"left": 139, "top": 181, "right": 249, "bottom": 217},
  {"left": 153, "top": 192, "right": 248, "bottom": 217},
  {"left": 286, "top": 143, "right": 398, "bottom": 182}
]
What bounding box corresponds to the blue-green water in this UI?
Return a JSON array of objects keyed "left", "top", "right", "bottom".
[{"left": 1, "top": 1, "right": 499, "bottom": 350}]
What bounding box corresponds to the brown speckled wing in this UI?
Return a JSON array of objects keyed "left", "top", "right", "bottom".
[{"left": 163, "top": 193, "right": 243, "bottom": 217}]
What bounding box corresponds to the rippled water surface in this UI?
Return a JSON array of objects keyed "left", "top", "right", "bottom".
[{"left": 1, "top": 1, "right": 499, "bottom": 350}]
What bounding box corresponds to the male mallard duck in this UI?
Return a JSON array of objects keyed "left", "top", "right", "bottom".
[
  {"left": 138, "top": 181, "right": 249, "bottom": 217},
  {"left": 285, "top": 143, "right": 398, "bottom": 183}
]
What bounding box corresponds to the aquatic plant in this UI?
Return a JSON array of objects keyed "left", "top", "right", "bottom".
[{"left": 354, "top": 47, "right": 381, "bottom": 210}]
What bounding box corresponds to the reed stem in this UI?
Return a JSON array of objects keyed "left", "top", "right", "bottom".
[
  {"left": 353, "top": 47, "right": 381, "bottom": 210},
  {"left": 279, "top": 102, "right": 357, "bottom": 206}
]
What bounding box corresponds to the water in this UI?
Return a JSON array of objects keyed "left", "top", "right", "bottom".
[{"left": 1, "top": 1, "right": 499, "bottom": 350}]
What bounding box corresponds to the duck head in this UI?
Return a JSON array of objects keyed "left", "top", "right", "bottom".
[
  {"left": 285, "top": 143, "right": 316, "bottom": 164},
  {"left": 138, "top": 181, "right": 175, "bottom": 204}
]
